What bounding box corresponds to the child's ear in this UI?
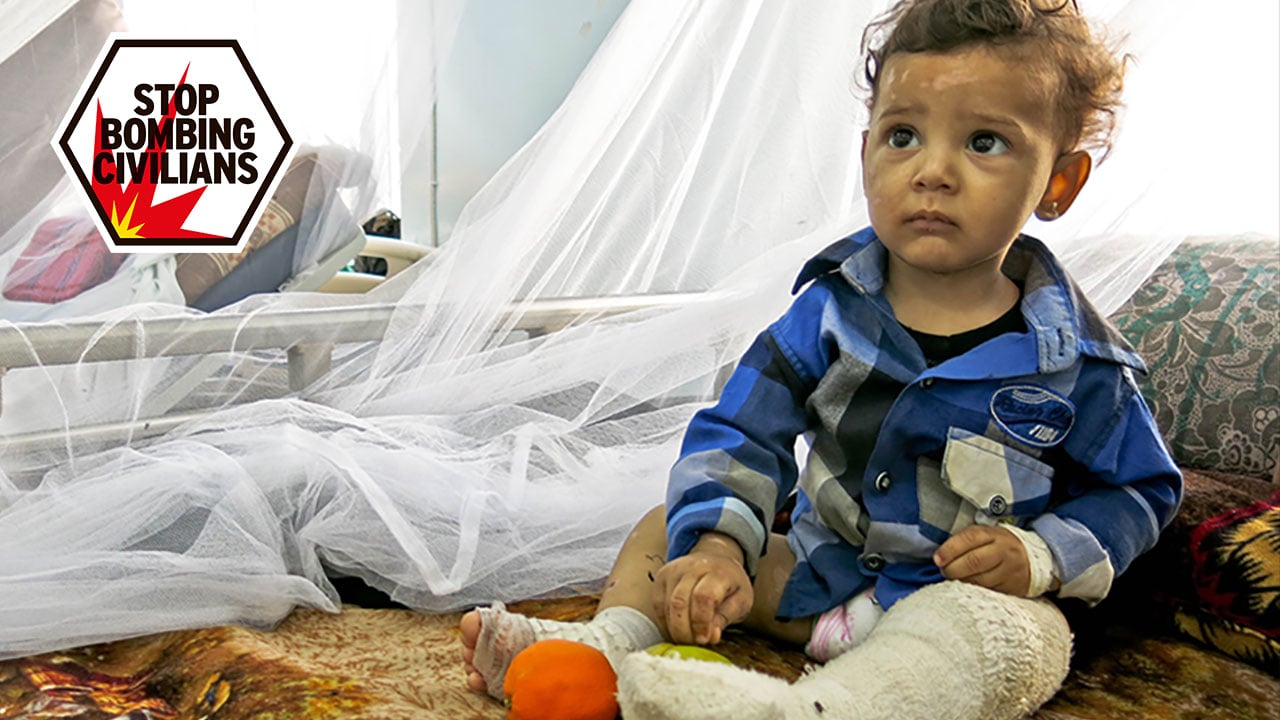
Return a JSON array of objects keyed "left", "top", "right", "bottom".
[
  {"left": 860, "top": 130, "right": 870, "bottom": 184},
  {"left": 1035, "top": 151, "right": 1092, "bottom": 221}
]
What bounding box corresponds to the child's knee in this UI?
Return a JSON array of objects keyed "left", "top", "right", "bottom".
[{"left": 638, "top": 504, "right": 667, "bottom": 529}]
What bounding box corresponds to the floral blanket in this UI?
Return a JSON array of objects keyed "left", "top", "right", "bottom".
[
  {"left": 1, "top": 593, "right": 1276, "bottom": 720},
  {"left": 4, "top": 462, "right": 1278, "bottom": 719}
]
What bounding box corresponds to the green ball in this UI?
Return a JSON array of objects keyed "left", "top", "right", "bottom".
[{"left": 644, "top": 643, "right": 733, "bottom": 664}]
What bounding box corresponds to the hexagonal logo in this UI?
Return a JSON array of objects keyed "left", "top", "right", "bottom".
[{"left": 53, "top": 37, "right": 293, "bottom": 253}]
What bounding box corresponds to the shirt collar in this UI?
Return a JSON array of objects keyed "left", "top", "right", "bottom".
[
  {"left": 792, "top": 228, "right": 1147, "bottom": 374},
  {"left": 791, "top": 227, "right": 880, "bottom": 294}
]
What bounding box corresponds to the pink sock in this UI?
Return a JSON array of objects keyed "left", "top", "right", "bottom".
[{"left": 804, "top": 585, "right": 884, "bottom": 661}]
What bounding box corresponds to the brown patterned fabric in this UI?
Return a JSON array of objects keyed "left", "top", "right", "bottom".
[
  {"left": 173, "top": 153, "right": 319, "bottom": 304},
  {"left": 2, "top": 596, "right": 1276, "bottom": 720},
  {"left": 1039, "top": 625, "right": 1280, "bottom": 719},
  {"left": 1109, "top": 235, "right": 1280, "bottom": 480},
  {"left": 1175, "top": 608, "right": 1280, "bottom": 677},
  {"left": 0, "top": 608, "right": 498, "bottom": 720}
]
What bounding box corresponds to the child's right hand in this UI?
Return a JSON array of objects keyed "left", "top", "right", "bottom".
[{"left": 652, "top": 531, "right": 753, "bottom": 646}]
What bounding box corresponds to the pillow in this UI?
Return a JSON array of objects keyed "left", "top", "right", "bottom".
[
  {"left": 1108, "top": 469, "right": 1276, "bottom": 614},
  {"left": 1103, "top": 469, "right": 1280, "bottom": 674},
  {"left": 1189, "top": 491, "right": 1280, "bottom": 634},
  {"left": 1178, "top": 492, "right": 1280, "bottom": 675},
  {"left": 1, "top": 216, "right": 126, "bottom": 303},
  {"left": 173, "top": 152, "right": 319, "bottom": 304},
  {"left": 1109, "top": 235, "right": 1280, "bottom": 480},
  {"left": 1174, "top": 609, "right": 1279, "bottom": 677}
]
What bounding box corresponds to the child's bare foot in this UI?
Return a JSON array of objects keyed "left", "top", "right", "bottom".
[
  {"left": 459, "top": 603, "right": 663, "bottom": 699},
  {"left": 459, "top": 610, "right": 487, "bottom": 692},
  {"left": 458, "top": 602, "right": 538, "bottom": 699}
]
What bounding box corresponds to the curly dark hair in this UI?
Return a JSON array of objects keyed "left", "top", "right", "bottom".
[{"left": 861, "top": 0, "right": 1128, "bottom": 160}]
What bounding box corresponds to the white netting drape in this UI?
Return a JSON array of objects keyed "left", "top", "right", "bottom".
[{"left": 0, "top": 0, "right": 1276, "bottom": 658}]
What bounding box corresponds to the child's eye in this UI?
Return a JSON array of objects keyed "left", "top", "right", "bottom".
[
  {"left": 969, "top": 133, "right": 1009, "bottom": 155},
  {"left": 887, "top": 127, "right": 919, "bottom": 149}
]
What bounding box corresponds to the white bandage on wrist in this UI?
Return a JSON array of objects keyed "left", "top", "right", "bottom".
[{"left": 1002, "top": 525, "right": 1058, "bottom": 597}]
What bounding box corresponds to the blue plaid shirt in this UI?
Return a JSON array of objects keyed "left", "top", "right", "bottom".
[{"left": 666, "top": 228, "right": 1183, "bottom": 620}]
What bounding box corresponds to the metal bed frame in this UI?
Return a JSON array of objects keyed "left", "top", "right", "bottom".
[{"left": 0, "top": 290, "right": 707, "bottom": 461}]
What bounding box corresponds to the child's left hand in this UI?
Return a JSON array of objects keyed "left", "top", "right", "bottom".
[{"left": 933, "top": 525, "right": 1031, "bottom": 597}]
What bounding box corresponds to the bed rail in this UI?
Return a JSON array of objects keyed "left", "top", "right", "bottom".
[
  {"left": 0, "top": 293, "right": 704, "bottom": 372},
  {"left": 0, "top": 292, "right": 710, "bottom": 460}
]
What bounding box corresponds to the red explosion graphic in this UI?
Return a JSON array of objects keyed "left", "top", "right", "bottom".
[{"left": 91, "top": 64, "right": 221, "bottom": 241}]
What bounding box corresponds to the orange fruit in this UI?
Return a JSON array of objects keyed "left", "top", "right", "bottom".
[{"left": 503, "top": 639, "right": 618, "bottom": 720}]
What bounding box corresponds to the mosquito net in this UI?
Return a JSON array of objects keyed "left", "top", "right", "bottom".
[{"left": 0, "top": 0, "right": 1276, "bottom": 658}]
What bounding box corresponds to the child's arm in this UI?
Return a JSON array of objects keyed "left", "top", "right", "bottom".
[
  {"left": 652, "top": 530, "right": 753, "bottom": 645},
  {"left": 941, "top": 370, "right": 1181, "bottom": 603},
  {"left": 1026, "top": 377, "right": 1182, "bottom": 603},
  {"left": 661, "top": 283, "right": 833, "bottom": 639}
]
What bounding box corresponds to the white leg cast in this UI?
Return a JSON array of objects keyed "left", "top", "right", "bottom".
[{"left": 616, "top": 581, "right": 1071, "bottom": 720}]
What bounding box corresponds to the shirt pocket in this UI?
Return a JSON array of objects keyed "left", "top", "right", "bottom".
[{"left": 940, "top": 426, "right": 1054, "bottom": 524}]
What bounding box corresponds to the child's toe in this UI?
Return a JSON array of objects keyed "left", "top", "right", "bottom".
[
  {"left": 465, "top": 670, "right": 488, "bottom": 693},
  {"left": 459, "top": 609, "right": 482, "bottom": 650}
]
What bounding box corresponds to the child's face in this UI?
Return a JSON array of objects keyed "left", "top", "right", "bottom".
[{"left": 862, "top": 46, "right": 1063, "bottom": 280}]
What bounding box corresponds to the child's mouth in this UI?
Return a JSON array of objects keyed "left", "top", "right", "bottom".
[{"left": 906, "top": 210, "right": 957, "bottom": 231}]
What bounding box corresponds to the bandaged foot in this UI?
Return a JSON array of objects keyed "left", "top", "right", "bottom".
[
  {"left": 460, "top": 602, "right": 661, "bottom": 699},
  {"left": 616, "top": 581, "right": 1071, "bottom": 720}
]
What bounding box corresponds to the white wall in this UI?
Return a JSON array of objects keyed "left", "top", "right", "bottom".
[{"left": 434, "top": 0, "right": 629, "bottom": 243}]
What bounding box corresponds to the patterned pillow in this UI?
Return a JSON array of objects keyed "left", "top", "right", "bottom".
[
  {"left": 1175, "top": 610, "right": 1279, "bottom": 677},
  {"left": 173, "top": 152, "right": 320, "bottom": 304},
  {"left": 1102, "top": 470, "right": 1280, "bottom": 674},
  {"left": 1177, "top": 490, "right": 1280, "bottom": 674},
  {"left": 1, "top": 216, "right": 126, "bottom": 303},
  {"left": 1109, "top": 235, "right": 1280, "bottom": 479},
  {"left": 1190, "top": 492, "right": 1280, "bottom": 634}
]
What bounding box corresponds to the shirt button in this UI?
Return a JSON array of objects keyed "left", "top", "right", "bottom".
[
  {"left": 921, "top": 377, "right": 936, "bottom": 389},
  {"left": 874, "top": 471, "right": 892, "bottom": 492},
  {"left": 862, "top": 553, "right": 886, "bottom": 572},
  {"left": 988, "top": 495, "right": 1009, "bottom": 516}
]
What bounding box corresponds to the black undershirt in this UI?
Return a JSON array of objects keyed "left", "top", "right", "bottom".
[
  {"left": 833, "top": 297, "right": 1029, "bottom": 497},
  {"left": 904, "top": 300, "right": 1027, "bottom": 367}
]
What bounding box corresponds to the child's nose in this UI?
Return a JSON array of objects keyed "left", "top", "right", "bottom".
[{"left": 910, "top": 149, "right": 957, "bottom": 193}]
